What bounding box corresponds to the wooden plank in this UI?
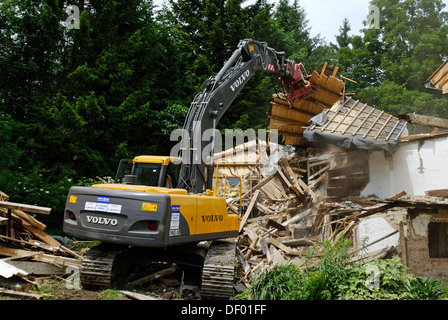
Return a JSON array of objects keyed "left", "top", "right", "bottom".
[
  {"left": 330, "top": 98, "right": 358, "bottom": 133},
  {"left": 340, "top": 102, "right": 367, "bottom": 135},
  {"left": 349, "top": 230, "right": 399, "bottom": 256},
  {"left": 351, "top": 106, "right": 377, "bottom": 136},
  {"left": 320, "top": 101, "right": 353, "bottom": 132},
  {"left": 239, "top": 190, "right": 260, "bottom": 232},
  {"left": 263, "top": 208, "right": 313, "bottom": 238},
  {"left": 118, "top": 290, "right": 158, "bottom": 300},
  {"left": 266, "top": 219, "right": 286, "bottom": 231},
  {"left": 277, "top": 167, "right": 303, "bottom": 200},
  {"left": 279, "top": 158, "right": 304, "bottom": 193},
  {"left": 282, "top": 237, "right": 317, "bottom": 246},
  {"left": 267, "top": 237, "right": 299, "bottom": 256},
  {"left": 309, "top": 164, "right": 330, "bottom": 181},
  {"left": 399, "top": 112, "right": 448, "bottom": 130},
  {"left": 12, "top": 209, "right": 46, "bottom": 231},
  {"left": 0, "top": 191, "right": 9, "bottom": 201},
  {"left": 268, "top": 115, "right": 309, "bottom": 126},
  {"left": 374, "top": 114, "right": 393, "bottom": 139},
  {"left": 0, "top": 201, "right": 51, "bottom": 215},
  {"left": 123, "top": 265, "right": 177, "bottom": 289},
  {"left": 0, "top": 288, "right": 43, "bottom": 300},
  {"left": 243, "top": 235, "right": 260, "bottom": 260},
  {"left": 5, "top": 261, "right": 66, "bottom": 275},
  {"left": 387, "top": 190, "right": 407, "bottom": 200},
  {"left": 363, "top": 110, "right": 384, "bottom": 138},
  {"left": 20, "top": 222, "right": 61, "bottom": 247},
  {"left": 0, "top": 246, "right": 82, "bottom": 268},
  {"left": 259, "top": 237, "right": 271, "bottom": 263},
  {"left": 0, "top": 260, "right": 28, "bottom": 278},
  {"left": 0, "top": 234, "right": 58, "bottom": 253}
]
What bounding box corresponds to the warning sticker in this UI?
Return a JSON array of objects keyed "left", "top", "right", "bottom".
[
  {"left": 170, "top": 205, "right": 180, "bottom": 231},
  {"left": 142, "top": 202, "right": 158, "bottom": 212}
]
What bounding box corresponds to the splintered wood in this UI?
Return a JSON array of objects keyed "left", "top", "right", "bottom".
[
  {"left": 0, "top": 191, "right": 81, "bottom": 299},
  {"left": 233, "top": 145, "right": 412, "bottom": 288},
  {"left": 235, "top": 149, "right": 330, "bottom": 284}
]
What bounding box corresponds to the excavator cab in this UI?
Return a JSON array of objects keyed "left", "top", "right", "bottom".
[{"left": 115, "top": 156, "right": 181, "bottom": 188}]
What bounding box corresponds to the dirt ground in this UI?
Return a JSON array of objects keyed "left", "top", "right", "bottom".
[{"left": 31, "top": 266, "right": 203, "bottom": 300}]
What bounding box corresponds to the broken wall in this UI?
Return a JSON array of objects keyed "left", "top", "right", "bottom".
[
  {"left": 361, "top": 135, "right": 448, "bottom": 198},
  {"left": 355, "top": 208, "right": 404, "bottom": 254},
  {"left": 405, "top": 208, "right": 448, "bottom": 279}
]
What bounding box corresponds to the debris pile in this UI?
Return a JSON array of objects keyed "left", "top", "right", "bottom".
[
  {"left": 0, "top": 191, "right": 82, "bottom": 299},
  {"left": 231, "top": 61, "right": 448, "bottom": 289}
]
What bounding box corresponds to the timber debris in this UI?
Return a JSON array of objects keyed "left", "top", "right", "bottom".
[
  {"left": 231, "top": 61, "right": 448, "bottom": 290},
  {"left": 0, "top": 191, "right": 82, "bottom": 299}
]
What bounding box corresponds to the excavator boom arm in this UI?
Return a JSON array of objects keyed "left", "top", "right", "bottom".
[{"left": 177, "top": 39, "right": 311, "bottom": 193}]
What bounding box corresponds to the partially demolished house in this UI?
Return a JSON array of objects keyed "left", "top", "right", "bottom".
[{"left": 216, "top": 61, "right": 448, "bottom": 285}]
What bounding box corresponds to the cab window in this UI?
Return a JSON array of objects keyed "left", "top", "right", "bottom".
[{"left": 134, "top": 163, "right": 162, "bottom": 186}]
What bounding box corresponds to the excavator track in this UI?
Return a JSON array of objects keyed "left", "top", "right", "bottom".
[
  {"left": 201, "top": 240, "right": 237, "bottom": 300},
  {"left": 80, "top": 243, "right": 127, "bottom": 289},
  {"left": 80, "top": 241, "right": 237, "bottom": 299}
]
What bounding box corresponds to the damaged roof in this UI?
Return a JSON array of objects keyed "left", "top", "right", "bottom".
[{"left": 303, "top": 96, "right": 408, "bottom": 152}]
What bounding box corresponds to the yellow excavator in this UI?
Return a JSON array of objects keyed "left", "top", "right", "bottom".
[{"left": 63, "top": 39, "right": 312, "bottom": 299}]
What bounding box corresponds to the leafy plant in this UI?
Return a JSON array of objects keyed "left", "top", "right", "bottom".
[
  {"left": 245, "top": 263, "right": 303, "bottom": 300},
  {"left": 300, "top": 239, "right": 352, "bottom": 299},
  {"left": 338, "top": 257, "right": 414, "bottom": 300},
  {"left": 242, "top": 239, "right": 447, "bottom": 301},
  {"left": 403, "top": 277, "right": 445, "bottom": 300}
]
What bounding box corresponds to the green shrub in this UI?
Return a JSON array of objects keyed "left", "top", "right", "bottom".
[
  {"left": 338, "top": 256, "right": 414, "bottom": 300},
  {"left": 245, "top": 264, "right": 303, "bottom": 300},
  {"left": 403, "top": 277, "right": 445, "bottom": 300},
  {"left": 243, "top": 239, "right": 447, "bottom": 300}
]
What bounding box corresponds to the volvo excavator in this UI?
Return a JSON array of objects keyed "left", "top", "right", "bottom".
[{"left": 63, "top": 39, "right": 312, "bottom": 299}]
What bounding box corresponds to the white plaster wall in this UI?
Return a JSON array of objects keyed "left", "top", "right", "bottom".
[
  {"left": 361, "top": 136, "right": 448, "bottom": 198},
  {"left": 356, "top": 217, "right": 399, "bottom": 253}
]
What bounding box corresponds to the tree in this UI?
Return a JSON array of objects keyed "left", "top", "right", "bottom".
[
  {"left": 335, "top": 18, "right": 351, "bottom": 48},
  {"left": 331, "top": 0, "right": 448, "bottom": 118},
  {"left": 372, "top": 0, "right": 448, "bottom": 91}
]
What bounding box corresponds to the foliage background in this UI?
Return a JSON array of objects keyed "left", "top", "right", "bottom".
[{"left": 1, "top": 0, "right": 448, "bottom": 231}]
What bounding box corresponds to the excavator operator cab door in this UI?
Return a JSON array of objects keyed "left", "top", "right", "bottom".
[{"left": 115, "top": 159, "right": 133, "bottom": 183}]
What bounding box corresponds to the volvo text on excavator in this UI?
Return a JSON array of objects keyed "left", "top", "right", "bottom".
[{"left": 63, "top": 39, "right": 312, "bottom": 299}]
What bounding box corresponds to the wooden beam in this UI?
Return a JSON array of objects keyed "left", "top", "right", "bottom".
[
  {"left": 123, "top": 265, "right": 177, "bottom": 289},
  {"left": 268, "top": 115, "right": 309, "bottom": 126},
  {"left": 0, "top": 201, "right": 51, "bottom": 215},
  {"left": 398, "top": 112, "right": 448, "bottom": 130},
  {"left": 0, "top": 246, "right": 82, "bottom": 267},
  {"left": 267, "top": 237, "right": 299, "bottom": 256},
  {"left": 12, "top": 209, "right": 46, "bottom": 231},
  {"left": 118, "top": 290, "right": 158, "bottom": 300},
  {"left": 0, "top": 288, "right": 43, "bottom": 300},
  {"left": 239, "top": 190, "right": 260, "bottom": 232}
]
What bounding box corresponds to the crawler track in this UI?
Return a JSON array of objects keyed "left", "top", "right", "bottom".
[
  {"left": 201, "top": 241, "right": 237, "bottom": 299},
  {"left": 80, "top": 243, "right": 126, "bottom": 289},
  {"left": 80, "top": 241, "right": 237, "bottom": 299}
]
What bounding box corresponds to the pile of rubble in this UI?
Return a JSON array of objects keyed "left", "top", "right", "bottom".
[
  {"left": 229, "top": 142, "right": 448, "bottom": 289},
  {"left": 0, "top": 191, "right": 82, "bottom": 299},
  {"left": 229, "top": 60, "right": 448, "bottom": 288}
]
